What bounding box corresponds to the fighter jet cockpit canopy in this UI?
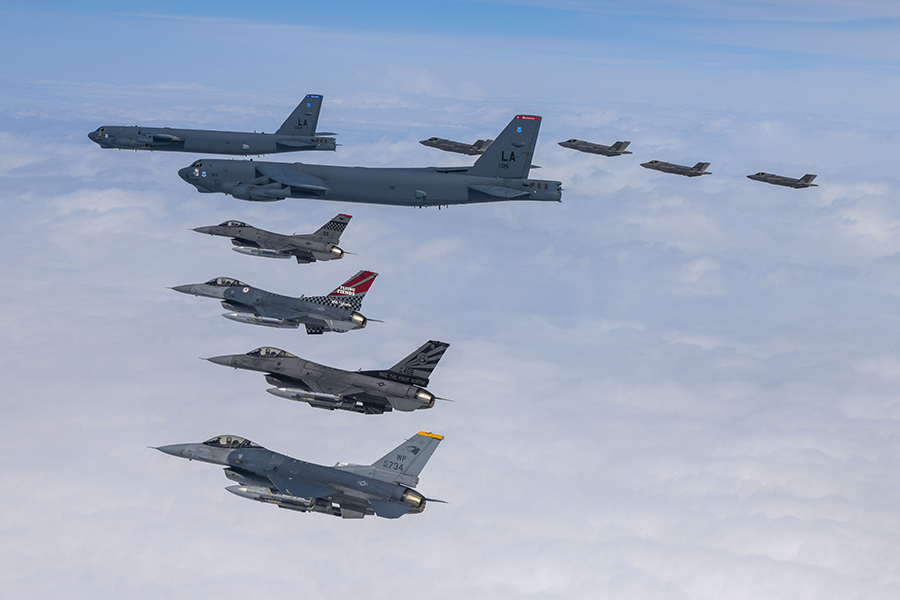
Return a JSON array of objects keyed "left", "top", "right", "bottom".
[
  {"left": 202, "top": 435, "right": 263, "bottom": 449},
  {"left": 247, "top": 347, "right": 297, "bottom": 359},
  {"left": 204, "top": 277, "right": 248, "bottom": 287},
  {"left": 219, "top": 220, "right": 249, "bottom": 228}
]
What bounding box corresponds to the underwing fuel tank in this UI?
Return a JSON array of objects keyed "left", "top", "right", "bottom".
[
  {"left": 222, "top": 312, "right": 300, "bottom": 329},
  {"left": 226, "top": 485, "right": 314, "bottom": 511},
  {"left": 232, "top": 246, "right": 292, "bottom": 259},
  {"left": 267, "top": 387, "right": 352, "bottom": 408}
]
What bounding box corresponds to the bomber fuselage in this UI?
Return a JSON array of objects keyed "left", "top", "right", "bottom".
[{"left": 89, "top": 126, "right": 336, "bottom": 155}]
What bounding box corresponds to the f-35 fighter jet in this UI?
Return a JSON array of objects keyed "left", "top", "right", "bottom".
[
  {"left": 88, "top": 94, "right": 336, "bottom": 155},
  {"left": 419, "top": 136, "right": 493, "bottom": 155},
  {"left": 206, "top": 340, "right": 449, "bottom": 414},
  {"left": 558, "top": 139, "right": 632, "bottom": 156},
  {"left": 747, "top": 172, "right": 818, "bottom": 188},
  {"left": 641, "top": 160, "right": 711, "bottom": 177},
  {"left": 178, "top": 115, "right": 562, "bottom": 207},
  {"left": 192, "top": 214, "right": 352, "bottom": 263},
  {"left": 171, "top": 270, "right": 376, "bottom": 334},
  {"left": 155, "top": 431, "right": 444, "bottom": 519}
]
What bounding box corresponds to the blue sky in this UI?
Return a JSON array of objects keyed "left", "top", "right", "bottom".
[{"left": 2, "top": 2, "right": 900, "bottom": 599}]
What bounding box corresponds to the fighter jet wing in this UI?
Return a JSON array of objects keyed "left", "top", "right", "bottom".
[
  {"left": 252, "top": 304, "right": 311, "bottom": 321},
  {"left": 255, "top": 163, "right": 330, "bottom": 192},
  {"left": 268, "top": 474, "right": 334, "bottom": 499},
  {"left": 367, "top": 498, "right": 413, "bottom": 519}
]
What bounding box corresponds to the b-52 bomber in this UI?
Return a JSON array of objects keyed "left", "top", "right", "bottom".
[
  {"left": 178, "top": 115, "right": 562, "bottom": 207},
  {"left": 192, "top": 214, "right": 352, "bottom": 263},
  {"left": 171, "top": 270, "right": 377, "bottom": 334},
  {"left": 641, "top": 160, "right": 711, "bottom": 177},
  {"left": 747, "top": 172, "right": 818, "bottom": 188},
  {"left": 88, "top": 94, "right": 336, "bottom": 155},
  {"left": 155, "top": 431, "right": 444, "bottom": 519},
  {"left": 558, "top": 139, "right": 632, "bottom": 156},
  {"left": 420, "top": 136, "right": 493, "bottom": 155},
  {"left": 205, "top": 340, "right": 449, "bottom": 414}
]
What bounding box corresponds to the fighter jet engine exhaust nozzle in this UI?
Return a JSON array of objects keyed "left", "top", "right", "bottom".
[
  {"left": 414, "top": 389, "right": 435, "bottom": 408},
  {"left": 329, "top": 246, "right": 345, "bottom": 258},
  {"left": 400, "top": 489, "right": 426, "bottom": 513},
  {"left": 350, "top": 312, "right": 367, "bottom": 329}
]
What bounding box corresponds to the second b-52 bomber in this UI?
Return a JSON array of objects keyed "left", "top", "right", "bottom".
[
  {"left": 747, "top": 172, "right": 818, "bottom": 188},
  {"left": 192, "top": 214, "right": 352, "bottom": 263},
  {"left": 178, "top": 115, "right": 562, "bottom": 207},
  {"left": 171, "top": 270, "right": 377, "bottom": 334},
  {"left": 154, "top": 431, "right": 444, "bottom": 519},
  {"left": 641, "top": 160, "right": 711, "bottom": 177},
  {"left": 88, "top": 94, "right": 336, "bottom": 155},
  {"left": 420, "top": 136, "right": 493, "bottom": 155},
  {"left": 558, "top": 139, "right": 632, "bottom": 156},
  {"left": 205, "top": 340, "right": 449, "bottom": 414}
]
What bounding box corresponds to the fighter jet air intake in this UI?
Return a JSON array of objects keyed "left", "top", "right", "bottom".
[
  {"left": 155, "top": 431, "right": 444, "bottom": 519},
  {"left": 178, "top": 115, "right": 562, "bottom": 207},
  {"left": 88, "top": 94, "right": 336, "bottom": 155},
  {"left": 205, "top": 341, "right": 450, "bottom": 414},
  {"left": 171, "top": 270, "right": 377, "bottom": 334}
]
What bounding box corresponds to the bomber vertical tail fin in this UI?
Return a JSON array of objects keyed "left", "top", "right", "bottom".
[
  {"left": 311, "top": 213, "right": 352, "bottom": 242},
  {"left": 277, "top": 94, "right": 323, "bottom": 136},
  {"left": 373, "top": 431, "right": 443, "bottom": 482},
  {"left": 467, "top": 115, "right": 541, "bottom": 179}
]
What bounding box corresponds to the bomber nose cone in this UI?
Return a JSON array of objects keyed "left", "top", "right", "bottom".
[
  {"left": 178, "top": 166, "right": 191, "bottom": 182},
  {"left": 206, "top": 355, "right": 235, "bottom": 367}
]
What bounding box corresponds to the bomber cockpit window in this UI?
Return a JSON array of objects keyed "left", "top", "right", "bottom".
[
  {"left": 247, "top": 347, "right": 297, "bottom": 359},
  {"left": 204, "top": 277, "right": 247, "bottom": 287},
  {"left": 191, "top": 160, "right": 203, "bottom": 168},
  {"left": 221, "top": 220, "right": 248, "bottom": 227}
]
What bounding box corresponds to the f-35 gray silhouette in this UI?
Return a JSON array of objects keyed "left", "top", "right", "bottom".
[
  {"left": 178, "top": 115, "right": 562, "bottom": 206},
  {"left": 155, "top": 431, "right": 444, "bottom": 519},
  {"left": 192, "top": 214, "right": 352, "bottom": 263},
  {"left": 559, "top": 139, "right": 632, "bottom": 156},
  {"left": 88, "top": 94, "right": 336, "bottom": 155},
  {"left": 641, "top": 160, "right": 711, "bottom": 177},
  {"left": 420, "top": 136, "right": 493, "bottom": 155},
  {"left": 747, "top": 172, "right": 818, "bottom": 188},
  {"left": 171, "top": 270, "right": 376, "bottom": 334},
  {"left": 206, "top": 340, "right": 449, "bottom": 414}
]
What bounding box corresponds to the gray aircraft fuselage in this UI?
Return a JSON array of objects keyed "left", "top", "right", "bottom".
[
  {"left": 171, "top": 278, "right": 369, "bottom": 333},
  {"left": 179, "top": 114, "right": 562, "bottom": 207},
  {"left": 179, "top": 160, "right": 561, "bottom": 206},
  {"left": 206, "top": 346, "right": 441, "bottom": 414},
  {"left": 747, "top": 172, "right": 818, "bottom": 188},
  {"left": 88, "top": 126, "right": 336, "bottom": 155},
  {"left": 156, "top": 433, "right": 441, "bottom": 519},
  {"left": 558, "top": 139, "right": 632, "bottom": 156},
  {"left": 420, "top": 137, "right": 492, "bottom": 155},
  {"left": 193, "top": 215, "right": 350, "bottom": 263},
  {"left": 641, "top": 160, "right": 711, "bottom": 177}
]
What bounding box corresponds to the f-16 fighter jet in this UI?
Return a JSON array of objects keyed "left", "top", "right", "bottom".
[
  {"left": 641, "top": 160, "right": 711, "bottom": 177},
  {"left": 747, "top": 172, "right": 818, "bottom": 188},
  {"left": 192, "top": 214, "right": 352, "bottom": 263},
  {"left": 419, "top": 136, "right": 493, "bottom": 155},
  {"left": 88, "top": 94, "right": 336, "bottom": 155},
  {"left": 178, "top": 115, "right": 562, "bottom": 207},
  {"left": 154, "top": 431, "right": 444, "bottom": 519},
  {"left": 170, "top": 270, "right": 376, "bottom": 334},
  {"left": 205, "top": 340, "right": 449, "bottom": 414},
  {"left": 558, "top": 139, "right": 632, "bottom": 156}
]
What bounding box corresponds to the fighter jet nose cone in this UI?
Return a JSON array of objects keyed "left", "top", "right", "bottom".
[
  {"left": 206, "top": 355, "right": 234, "bottom": 367},
  {"left": 156, "top": 443, "right": 192, "bottom": 458},
  {"left": 192, "top": 226, "right": 212, "bottom": 234},
  {"left": 170, "top": 284, "right": 194, "bottom": 295}
]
